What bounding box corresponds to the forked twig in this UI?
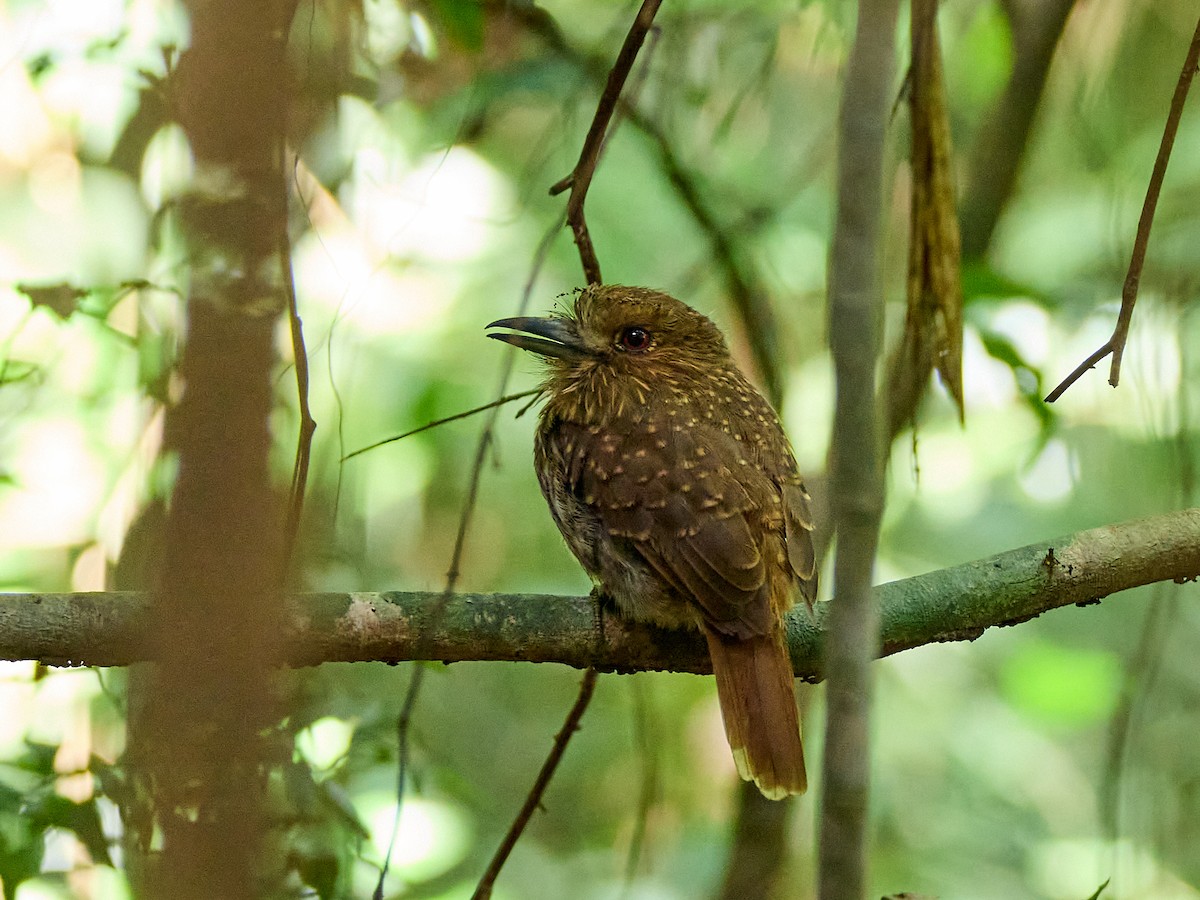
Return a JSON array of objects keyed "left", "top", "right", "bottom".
[
  {"left": 549, "top": 0, "right": 664, "bottom": 284},
  {"left": 470, "top": 668, "right": 599, "bottom": 900},
  {"left": 513, "top": 7, "right": 784, "bottom": 399},
  {"left": 1045, "top": 14, "right": 1200, "bottom": 403}
]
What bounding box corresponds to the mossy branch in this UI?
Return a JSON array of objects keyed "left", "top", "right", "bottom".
[{"left": 3, "top": 508, "right": 1199, "bottom": 674}]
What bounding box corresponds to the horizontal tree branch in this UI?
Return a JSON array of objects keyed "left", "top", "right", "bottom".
[{"left": 4, "top": 508, "right": 1199, "bottom": 677}]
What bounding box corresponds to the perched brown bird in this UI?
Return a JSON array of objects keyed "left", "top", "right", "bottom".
[{"left": 488, "top": 285, "right": 816, "bottom": 798}]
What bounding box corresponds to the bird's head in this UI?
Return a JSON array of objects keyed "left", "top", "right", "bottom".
[{"left": 486, "top": 285, "right": 731, "bottom": 386}]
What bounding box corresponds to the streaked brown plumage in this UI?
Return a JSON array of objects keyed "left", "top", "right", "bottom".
[{"left": 488, "top": 284, "right": 816, "bottom": 798}]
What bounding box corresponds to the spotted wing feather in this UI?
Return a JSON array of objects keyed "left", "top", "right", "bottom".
[{"left": 541, "top": 414, "right": 790, "bottom": 639}]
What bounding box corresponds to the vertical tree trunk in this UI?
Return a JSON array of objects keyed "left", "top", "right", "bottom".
[
  {"left": 125, "top": 3, "right": 294, "bottom": 897},
  {"left": 820, "top": 1, "right": 899, "bottom": 898}
]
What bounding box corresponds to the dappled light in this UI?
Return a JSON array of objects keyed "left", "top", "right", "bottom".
[{"left": 1, "top": 0, "right": 1199, "bottom": 898}]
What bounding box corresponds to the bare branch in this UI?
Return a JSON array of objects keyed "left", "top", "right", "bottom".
[
  {"left": 5, "top": 509, "right": 1198, "bottom": 672},
  {"left": 371, "top": 216, "right": 565, "bottom": 900},
  {"left": 470, "top": 668, "right": 599, "bottom": 900},
  {"left": 283, "top": 153, "right": 315, "bottom": 578},
  {"left": 519, "top": 8, "right": 785, "bottom": 402},
  {"left": 1046, "top": 13, "right": 1200, "bottom": 402},
  {"left": 550, "top": 0, "right": 664, "bottom": 284}
]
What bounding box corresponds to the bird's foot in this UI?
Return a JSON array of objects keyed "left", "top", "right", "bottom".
[{"left": 588, "top": 586, "right": 616, "bottom": 660}]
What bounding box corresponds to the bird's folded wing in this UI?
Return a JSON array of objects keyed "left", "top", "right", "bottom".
[{"left": 569, "top": 422, "right": 782, "bottom": 639}]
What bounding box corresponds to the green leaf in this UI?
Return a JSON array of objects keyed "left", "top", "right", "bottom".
[
  {"left": 425, "top": 0, "right": 485, "bottom": 52},
  {"left": 0, "top": 810, "right": 43, "bottom": 900},
  {"left": 0, "top": 361, "right": 39, "bottom": 387},
  {"left": 976, "top": 327, "right": 1055, "bottom": 446},
  {"left": 0, "top": 784, "right": 44, "bottom": 900},
  {"left": 962, "top": 260, "right": 1050, "bottom": 308},
  {"left": 27, "top": 794, "right": 113, "bottom": 867}
]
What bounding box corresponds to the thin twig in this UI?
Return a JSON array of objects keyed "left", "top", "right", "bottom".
[
  {"left": 513, "top": 7, "right": 784, "bottom": 399},
  {"left": 341, "top": 390, "right": 541, "bottom": 462},
  {"left": 470, "top": 10, "right": 669, "bottom": 892},
  {"left": 373, "top": 217, "right": 563, "bottom": 900},
  {"left": 1045, "top": 13, "right": 1200, "bottom": 403},
  {"left": 371, "top": 659, "right": 424, "bottom": 900},
  {"left": 471, "top": 668, "right": 599, "bottom": 900},
  {"left": 1100, "top": 582, "right": 1175, "bottom": 841},
  {"left": 550, "top": 0, "right": 664, "bottom": 285},
  {"left": 461, "top": 9, "right": 673, "bottom": 883},
  {"left": 283, "top": 153, "right": 316, "bottom": 578},
  {"left": 1043, "top": 343, "right": 1114, "bottom": 404}
]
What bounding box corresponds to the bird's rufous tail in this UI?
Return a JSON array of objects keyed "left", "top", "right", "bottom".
[{"left": 703, "top": 626, "right": 806, "bottom": 799}]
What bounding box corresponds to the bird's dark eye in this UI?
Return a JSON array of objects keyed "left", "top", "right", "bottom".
[{"left": 618, "top": 326, "right": 652, "bottom": 352}]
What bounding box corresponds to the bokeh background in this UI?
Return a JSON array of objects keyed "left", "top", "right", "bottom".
[{"left": 1, "top": 0, "right": 1199, "bottom": 897}]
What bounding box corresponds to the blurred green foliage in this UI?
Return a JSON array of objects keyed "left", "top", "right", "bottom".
[{"left": 0, "top": 0, "right": 1199, "bottom": 898}]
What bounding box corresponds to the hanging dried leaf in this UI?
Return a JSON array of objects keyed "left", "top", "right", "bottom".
[{"left": 887, "top": 0, "right": 964, "bottom": 439}]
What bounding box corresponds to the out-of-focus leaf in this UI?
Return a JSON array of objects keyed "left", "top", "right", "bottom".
[
  {"left": 138, "top": 327, "right": 174, "bottom": 404},
  {"left": 27, "top": 794, "right": 113, "bottom": 867},
  {"left": 961, "top": 259, "right": 1050, "bottom": 307},
  {"left": 0, "top": 747, "right": 97, "bottom": 897},
  {"left": 10, "top": 742, "right": 56, "bottom": 777},
  {"left": 1084, "top": 878, "right": 1111, "bottom": 900},
  {"left": 289, "top": 844, "right": 341, "bottom": 900},
  {"left": 15, "top": 283, "right": 88, "bottom": 320},
  {"left": 278, "top": 758, "right": 366, "bottom": 899},
  {"left": 282, "top": 759, "right": 370, "bottom": 839},
  {"left": 0, "top": 806, "right": 43, "bottom": 900},
  {"left": 889, "top": 0, "right": 964, "bottom": 439},
  {"left": 425, "top": 0, "right": 486, "bottom": 53},
  {"left": 1001, "top": 641, "right": 1121, "bottom": 729},
  {"left": 976, "top": 328, "right": 1055, "bottom": 445},
  {"left": 1, "top": 745, "right": 114, "bottom": 867},
  {"left": 0, "top": 361, "right": 39, "bottom": 386},
  {"left": 0, "top": 816, "right": 42, "bottom": 900}
]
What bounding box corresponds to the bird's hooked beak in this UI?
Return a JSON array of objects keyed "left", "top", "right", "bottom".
[{"left": 486, "top": 316, "right": 591, "bottom": 361}]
